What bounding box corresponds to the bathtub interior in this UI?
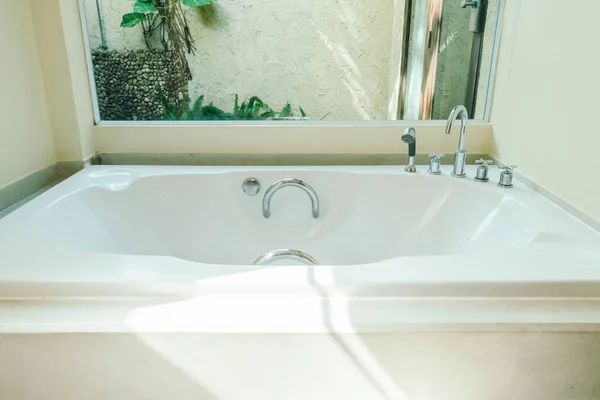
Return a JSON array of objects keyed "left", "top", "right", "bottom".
[{"left": 26, "top": 170, "right": 553, "bottom": 266}]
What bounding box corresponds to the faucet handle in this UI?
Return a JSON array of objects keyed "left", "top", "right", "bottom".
[
  {"left": 474, "top": 159, "right": 493, "bottom": 182},
  {"left": 497, "top": 162, "right": 518, "bottom": 172},
  {"left": 497, "top": 163, "right": 518, "bottom": 188},
  {"left": 476, "top": 158, "right": 493, "bottom": 166},
  {"left": 428, "top": 153, "right": 444, "bottom": 175}
]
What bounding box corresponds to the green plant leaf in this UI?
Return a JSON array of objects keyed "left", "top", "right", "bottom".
[
  {"left": 260, "top": 111, "right": 276, "bottom": 119},
  {"left": 279, "top": 103, "right": 292, "bottom": 118},
  {"left": 233, "top": 94, "right": 240, "bottom": 115},
  {"left": 192, "top": 95, "right": 205, "bottom": 113},
  {"left": 160, "top": 93, "right": 309, "bottom": 121},
  {"left": 239, "top": 100, "right": 247, "bottom": 116},
  {"left": 247, "top": 96, "right": 263, "bottom": 109},
  {"left": 247, "top": 104, "right": 260, "bottom": 117},
  {"left": 200, "top": 105, "right": 229, "bottom": 120},
  {"left": 133, "top": 0, "right": 158, "bottom": 13},
  {"left": 120, "top": 12, "right": 148, "bottom": 28},
  {"left": 181, "top": 0, "right": 213, "bottom": 7}
]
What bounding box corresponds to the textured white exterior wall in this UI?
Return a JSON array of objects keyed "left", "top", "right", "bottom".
[
  {"left": 84, "top": 0, "right": 404, "bottom": 120},
  {"left": 0, "top": 1, "right": 56, "bottom": 188}
]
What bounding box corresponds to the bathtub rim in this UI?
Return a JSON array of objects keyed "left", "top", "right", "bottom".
[{"left": 1, "top": 165, "right": 600, "bottom": 300}]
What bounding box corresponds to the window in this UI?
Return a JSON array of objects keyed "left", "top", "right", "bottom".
[{"left": 82, "top": 0, "right": 502, "bottom": 122}]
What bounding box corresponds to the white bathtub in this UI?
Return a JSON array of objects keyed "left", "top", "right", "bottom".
[{"left": 1, "top": 165, "right": 600, "bottom": 333}]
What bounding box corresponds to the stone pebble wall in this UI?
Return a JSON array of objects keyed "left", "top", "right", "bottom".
[{"left": 91, "top": 50, "right": 188, "bottom": 120}]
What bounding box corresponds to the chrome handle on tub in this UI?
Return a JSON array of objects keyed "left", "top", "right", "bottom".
[
  {"left": 497, "top": 162, "right": 517, "bottom": 172},
  {"left": 474, "top": 158, "right": 494, "bottom": 182},
  {"left": 428, "top": 153, "right": 445, "bottom": 175},
  {"left": 253, "top": 249, "right": 319, "bottom": 266},
  {"left": 262, "top": 178, "right": 320, "bottom": 219},
  {"left": 497, "top": 163, "right": 518, "bottom": 188},
  {"left": 242, "top": 178, "right": 261, "bottom": 196}
]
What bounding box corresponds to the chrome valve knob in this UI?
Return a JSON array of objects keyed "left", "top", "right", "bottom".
[
  {"left": 474, "top": 159, "right": 493, "bottom": 182},
  {"left": 428, "top": 153, "right": 445, "bottom": 175},
  {"left": 497, "top": 163, "right": 518, "bottom": 188}
]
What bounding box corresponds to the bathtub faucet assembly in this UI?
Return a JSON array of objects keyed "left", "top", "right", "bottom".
[{"left": 262, "top": 178, "right": 320, "bottom": 219}]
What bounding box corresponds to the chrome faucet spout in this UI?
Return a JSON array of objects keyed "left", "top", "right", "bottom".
[
  {"left": 445, "top": 105, "right": 469, "bottom": 151},
  {"left": 445, "top": 105, "right": 469, "bottom": 177},
  {"left": 262, "top": 178, "right": 320, "bottom": 219}
]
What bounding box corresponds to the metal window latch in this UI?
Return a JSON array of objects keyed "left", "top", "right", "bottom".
[
  {"left": 461, "top": 0, "right": 487, "bottom": 33},
  {"left": 474, "top": 158, "right": 493, "bottom": 182},
  {"left": 428, "top": 153, "right": 445, "bottom": 175},
  {"left": 497, "top": 163, "right": 518, "bottom": 188},
  {"left": 461, "top": 0, "right": 478, "bottom": 8}
]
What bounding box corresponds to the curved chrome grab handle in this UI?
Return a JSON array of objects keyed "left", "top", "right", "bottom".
[
  {"left": 262, "top": 178, "right": 320, "bottom": 219},
  {"left": 253, "top": 249, "right": 319, "bottom": 266}
]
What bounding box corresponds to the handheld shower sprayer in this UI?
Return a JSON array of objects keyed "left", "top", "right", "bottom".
[{"left": 402, "top": 127, "right": 417, "bottom": 173}]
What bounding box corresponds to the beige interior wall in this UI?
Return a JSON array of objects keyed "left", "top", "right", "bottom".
[
  {"left": 93, "top": 123, "right": 493, "bottom": 155},
  {"left": 490, "top": 0, "right": 600, "bottom": 222},
  {"left": 0, "top": 1, "right": 56, "bottom": 188},
  {"left": 29, "top": 0, "right": 95, "bottom": 162}
]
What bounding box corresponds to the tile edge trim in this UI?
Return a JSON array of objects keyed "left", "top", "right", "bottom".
[
  {"left": 0, "top": 160, "right": 87, "bottom": 217},
  {"left": 490, "top": 156, "right": 600, "bottom": 233},
  {"left": 0, "top": 164, "right": 58, "bottom": 213},
  {"left": 95, "top": 153, "right": 490, "bottom": 166},
  {"left": 514, "top": 171, "right": 600, "bottom": 233}
]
